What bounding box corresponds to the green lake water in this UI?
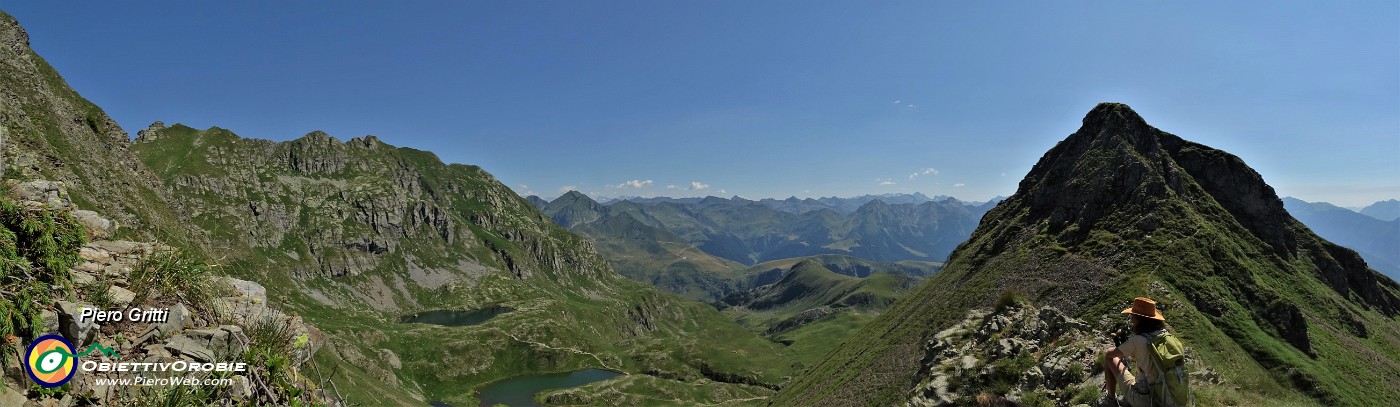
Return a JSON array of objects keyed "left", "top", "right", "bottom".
[
  {"left": 427, "top": 369, "right": 622, "bottom": 407},
  {"left": 400, "top": 306, "right": 513, "bottom": 327}
]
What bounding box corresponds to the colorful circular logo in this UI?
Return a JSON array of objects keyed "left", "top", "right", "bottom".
[{"left": 25, "top": 334, "right": 76, "bottom": 388}]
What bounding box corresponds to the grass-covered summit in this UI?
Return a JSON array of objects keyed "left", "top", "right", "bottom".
[{"left": 775, "top": 103, "right": 1400, "bottom": 406}]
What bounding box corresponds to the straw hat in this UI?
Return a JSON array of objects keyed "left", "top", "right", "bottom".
[{"left": 1121, "top": 297, "right": 1165, "bottom": 321}]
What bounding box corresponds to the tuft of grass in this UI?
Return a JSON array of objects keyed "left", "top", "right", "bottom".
[
  {"left": 128, "top": 248, "right": 215, "bottom": 307},
  {"left": 82, "top": 279, "right": 115, "bottom": 310}
]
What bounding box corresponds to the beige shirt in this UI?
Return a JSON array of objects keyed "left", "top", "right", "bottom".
[{"left": 1119, "top": 333, "right": 1160, "bottom": 384}]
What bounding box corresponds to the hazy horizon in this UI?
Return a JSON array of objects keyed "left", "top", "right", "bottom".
[{"left": 6, "top": 2, "right": 1397, "bottom": 207}]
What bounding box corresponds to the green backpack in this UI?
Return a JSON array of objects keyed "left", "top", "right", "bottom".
[{"left": 1141, "top": 331, "right": 1193, "bottom": 407}]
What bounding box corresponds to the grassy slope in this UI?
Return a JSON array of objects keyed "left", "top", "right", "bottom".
[
  {"left": 133, "top": 126, "right": 793, "bottom": 406},
  {"left": 721, "top": 260, "right": 917, "bottom": 372}
]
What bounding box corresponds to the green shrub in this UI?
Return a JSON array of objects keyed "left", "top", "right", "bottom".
[{"left": 0, "top": 196, "right": 86, "bottom": 371}]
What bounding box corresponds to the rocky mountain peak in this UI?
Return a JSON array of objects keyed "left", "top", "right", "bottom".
[
  {"left": 348, "top": 135, "right": 382, "bottom": 149},
  {"left": 298, "top": 130, "right": 341, "bottom": 144},
  {"left": 1080, "top": 102, "right": 1149, "bottom": 136},
  {"left": 776, "top": 104, "right": 1400, "bottom": 406},
  {"left": 554, "top": 190, "right": 598, "bottom": 205}
]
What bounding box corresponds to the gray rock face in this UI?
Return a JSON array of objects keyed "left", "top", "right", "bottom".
[{"left": 131, "top": 123, "right": 621, "bottom": 307}]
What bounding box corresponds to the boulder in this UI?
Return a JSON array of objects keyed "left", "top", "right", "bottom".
[
  {"left": 71, "top": 210, "right": 117, "bottom": 239},
  {"left": 78, "top": 246, "right": 111, "bottom": 263},
  {"left": 0, "top": 386, "right": 27, "bottom": 407},
  {"left": 55, "top": 300, "right": 98, "bottom": 346},
  {"left": 183, "top": 328, "right": 234, "bottom": 356},
  {"left": 87, "top": 240, "right": 148, "bottom": 256},
  {"left": 157, "top": 303, "right": 191, "bottom": 335},
  {"left": 69, "top": 271, "right": 96, "bottom": 286},
  {"left": 164, "top": 337, "right": 215, "bottom": 360},
  {"left": 959, "top": 355, "right": 978, "bottom": 371},
  {"left": 229, "top": 375, "right": 253, "bottom": 400},
  {"left": 219, "top": 277, "right": 267, "bottom": 303},
  {"left": 107, "top": 286, "right": 136, "bottom": 308},
  {"left": 165, "top": 335, "right": 216, "bottom": 362}
]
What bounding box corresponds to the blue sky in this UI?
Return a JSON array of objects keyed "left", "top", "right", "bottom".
[{"left": 7, "top": 2, "right": 1398, "bottom": 206}]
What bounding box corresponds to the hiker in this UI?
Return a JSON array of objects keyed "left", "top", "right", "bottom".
[{"left": 1102, "top": 297, "right": 1192, "bottom": 407}]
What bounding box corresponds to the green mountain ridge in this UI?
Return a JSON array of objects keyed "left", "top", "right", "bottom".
[
  {"left": 775, "top": 103, "right": 1400, "bottom": 406},
  {"left": 131, "top": 122, "right": 794, "bottom": 405},
  {"left": 721, "top": 259, "right": 914, "bottom": 315}
]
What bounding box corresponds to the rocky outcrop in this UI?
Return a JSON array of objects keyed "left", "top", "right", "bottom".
[
  {"left": 0, "top": 179, "right": 335, "bottom": 406},
  {"left": 910, "top": 303, "right": 1103, "bottom": 406}
]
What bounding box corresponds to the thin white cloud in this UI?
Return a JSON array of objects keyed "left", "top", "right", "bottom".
[
  {"left": 608, "top": 179, "right": 654, "bottom": 189},
  {"left": 558, "top": 185, "right": 578, "bottom": 193},
  {"left": 666, "top": 184, "right": 679, "bottom": 189},
  {"left": 718, "top": 189, "right": 727, "bottom": 194},
  {"left": 877, "top": 178, "right": 896, "bottom": 186},
  {"left": 518, "top": 184, "right": 529, "bottom": 190},
  {"left": 688, "top": 181, "right": 710, "bottom": 191},
  {"left": 908, "top": 167, "right": 939, "bottom": 180},
  {"left": 953, "top": 183, "right": 966, "bottom": 188}
]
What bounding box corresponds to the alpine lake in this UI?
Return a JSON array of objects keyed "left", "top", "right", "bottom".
[{"left": 405, "top": 308, "right": 622, "bottom": 406}]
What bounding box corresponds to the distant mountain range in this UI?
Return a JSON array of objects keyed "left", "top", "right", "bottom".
[
  {"left": 536, "top": 192, "right": 999, "bottom": 264},
  {"left": 1360, "top": 199, "right": 1400, "bottom": 221},
  {"left": 594, "top": 192, "right": 1004, "bottom": 215},
  {"left": 1284, "top": 197, "right": 1400, "bottom": 281},
  {"left": 532, "top": 191, "right": 996, "bottom": 301}
]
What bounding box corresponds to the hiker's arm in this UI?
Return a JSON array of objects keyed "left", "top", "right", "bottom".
[{"left": 1104, "top": 346, "right": 1127, "bottom": 372}]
